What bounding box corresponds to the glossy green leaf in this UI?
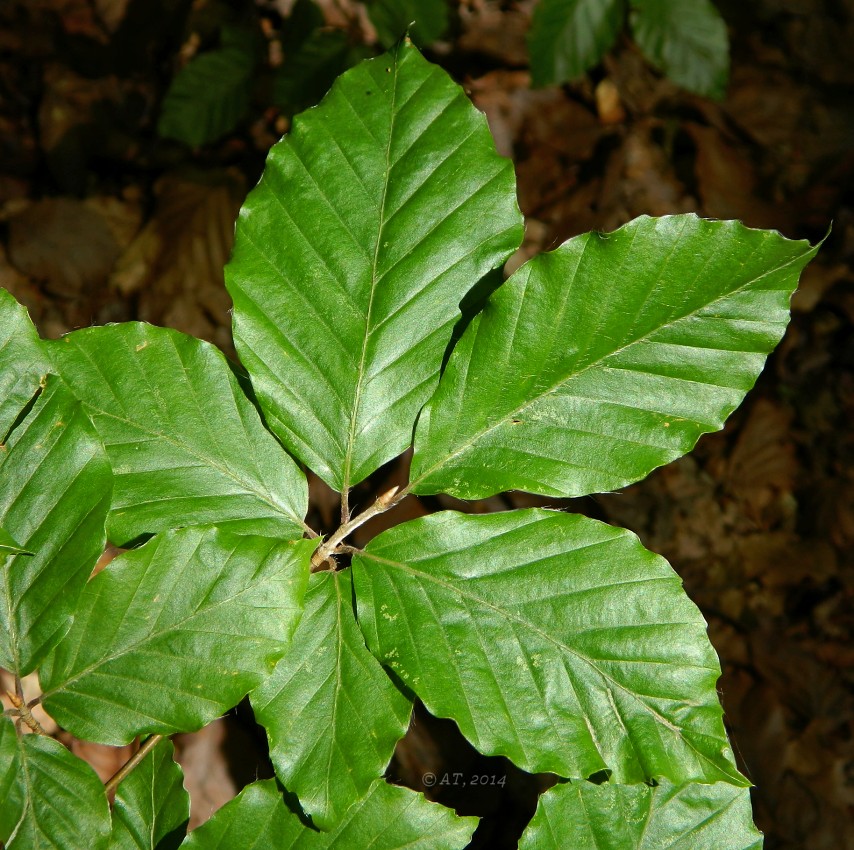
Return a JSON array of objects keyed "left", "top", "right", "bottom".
[
  {"left": 0, "top": 717, "right": 111, "bottom": 850},
  {"left": 629, "top": 0, "right": 729, "bottom": 98},
  {"left": 39, "top": 527, "right": 313, "bottom": 745},
  {"left": 411, "top": 215, "right": 818, "bottom": 500},
  {"left": 180, "top": 778, "right": 477, "bottom": 848},
  {"left": 48, "top": 323, "right": 307, "bottom": 546},
  {"left": 0, "top": 289, "right": 51, "bottom": 441},
  {"left": 158, "top": 29, "right": 257, "bottom": 147},
  {"left": 226, "top": 41, "right": 524, "bottom": 492},
  {"left": 0, "top": 528, "right": 32, "bottom": 556},
  {"left": 110, "top": 738, "right": 189, "bottom": 850},
  {"left": 0, "top": 716, "right": 23, "bottom": 842},
  {"left": 179, "top": 780, "right": 287, "bottom": 849},
  {"left": 519, "top": 779, "right": 763, "bottom": 849},
  {"left": 528, "top": 0, "right": 625, "bottom": 87},
  {"left": 353, "top": 509, "right": 746, "bottom": 785},
  {"left": 252, "top": 570, "right": 412, "bottom": 829},
  {"left": 0, "top": 376, "right": 111, "bottom": 675},
  {"left": 366, "top": 0, "right": 450, "bottom": 47}
]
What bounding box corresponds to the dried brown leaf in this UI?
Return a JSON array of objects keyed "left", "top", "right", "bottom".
[
  {"left": 458, "top": 1, "right": 531, "bottom": 67},
  {"left": 112, "top": 169, "right": 245, "bottom": 350},
  {"left": 685, "top": 122, "right": 786, "bottom": 230},
  {"left": 726, "top": 398, "right": 797, "bottom": 518},
  {"left": 38, "top": 64, "right": 124, "bottom": 152},
  {"left": 7, "top": 198, "right": 122, "bottom": 295}
]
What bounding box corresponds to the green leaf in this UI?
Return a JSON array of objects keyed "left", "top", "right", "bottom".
[
  {"left": 519, "top": 779, "right": 763, "bottom": 849},
  {"left": 528, "top": 0, "right": 625, "bottom": 87},
  {"left": 273, "top": 30, "right": 366, "bottom": 116},
  {"left": 39, "top": 526, "right": 313, "bottom": 745},
  {"left": 0, "top": 717, "right": 111, "bottom": 850},
  {"left": 0, "top": 528, "right": 32, "bottom": 556},
  {"left": 48, "top": 323, "right": 307, "bottom": 546},
  {"left": 178, "top": 780, "right": 287, "bottom": 849},
  {"left": 180, "top": 778, "right": 477, "bottom": 848},
  {"left": 110, "top": 738, "right": 189, "bottom": 850},
  {"left": 158, "top": 30, "right": 257, "bottom": 147},
  {"left": 226, "top": 41, "right": 524, "bottom": 493},
  {"left": 0, "top": 716, "right": 23, "bottom": 843},
  {"left": 411, "top": 215, "right": 818, "bottom": 500},
  {"left": 0, "top": 376, "right": 111, "bottom": 675},
  {"left": 353, "top": 509, "right": 746, "bottom": 785},
  {"left": 629, "top": 0, "right": 729, "bottom": 99},
  {"left": 0, "top": 289, "right": 51, "bottom": 441},
  {"left": 251, "top": 570, "right": 412, "bottom": 829},
  {"left": 366, "top": 0, "right": 450, "bottom": 47}
]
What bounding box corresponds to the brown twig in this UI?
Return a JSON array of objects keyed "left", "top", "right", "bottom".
[
  {"left": 104, "top": 734, "right": 164, "bottom": 797},
  {"left": 310, "top": 485, "right": 405, "bottom": 569},
  {"left": 341, "top": 488, "right": 351, "bottom": 525},
  {"left": 7, "top": 678, "right": 47, "bottom": 735}
]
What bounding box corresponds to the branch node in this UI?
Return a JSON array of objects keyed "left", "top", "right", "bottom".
[{"left": 6, "top": 688, "right": 47, "bottom": 735}]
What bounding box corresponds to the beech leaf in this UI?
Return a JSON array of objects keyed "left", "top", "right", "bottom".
[
  {"left": 0, "top": 289, "right": 52, "bottom": 441},
  {"left": 110, "top": 738, "right": 189, "bottom": 850},
  {"left": 225, "top": 41, "right": 523, "bottom": 492},
  {"left": 158, "top": 28, "right": 257, "bottom": 147},
  {"left": 251, "top": 570, "right": 412, "bottom": 829},
  {"left": 411, "top": 215, "right": 818, "bottom": 500},
  {"left": 0, "top": 716, "right": 23, "bottom": 842},
  {"left": 39, "top": 527, "right": 313, "bottom": 744},
  {"left": 0, "top": 376, "right": 111, "bottom": 676},
  {"left": 0, "top": 716, "right": 111, "bottom": 850},
  {"left": 180, "top": 778, "right": 477, "bottom": 849},
  {"left": 49, "top": 323, "right": 308, "bottom": 545},
  {"left": 519, "top": 779, "right": 763, "bottom": 849},
  {"left": 528, "top": 0, "right": 625, "bottom": 87},
  {"left": 353, "top": 509, "right": 746, "bottom": 785},
  {"left": 629, "top": 0, "right": 729, "bottom": 99}
]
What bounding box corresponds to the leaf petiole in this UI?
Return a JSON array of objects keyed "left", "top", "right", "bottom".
[{"left": 104, "top": 733, "right": 164, "bottom": 797}]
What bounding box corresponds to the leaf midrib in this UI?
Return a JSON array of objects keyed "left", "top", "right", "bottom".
[
  {"left": 69, "top": 332, "right": 303, "bottom": 531},
  {"left": 341, "top": 48, "right": 401, "bottom": 496},
  {"left": 411, "top": 235, "right": 812, "bottom": 489},
  {"left": 323, "top": 572, "right": 345, "bottom": 817},
  {"left": 95, "top": 406, "right": 302, "bottom": 524}
]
